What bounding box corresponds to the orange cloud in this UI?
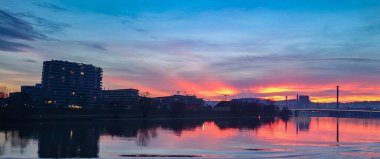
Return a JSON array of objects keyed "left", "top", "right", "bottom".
[
  {"left": 103, "top": 75, "right": 168, "bottom": 96},
  {"left": 248, "top": 82, "right": 380, "bottom": 103},
  {"left": 257, "top": 87, "right": 292, "bottom": 93},
  {"left": 102, "top": 75, "right": 380, "bottom": 102}
]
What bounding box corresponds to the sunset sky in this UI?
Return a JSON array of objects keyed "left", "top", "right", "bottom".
[{"left": 1, "top": 0, "right": 380, "bottom": 102}]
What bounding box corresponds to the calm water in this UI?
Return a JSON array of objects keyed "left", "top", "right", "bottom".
[{"left": 1, "top": 117, "right": 380, "bottom": 158}]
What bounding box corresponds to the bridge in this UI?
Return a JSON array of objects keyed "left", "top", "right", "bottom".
[
  {"left": 289, "top": 108, "right": 380, "bottom": 118},
  {"left": 290, "top": 108, "right": 380, "bottom": 113}
]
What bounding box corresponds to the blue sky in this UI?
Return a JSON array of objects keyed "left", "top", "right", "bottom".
[{"left": 1, "top": 0, "right": 380, "bottom": 101}]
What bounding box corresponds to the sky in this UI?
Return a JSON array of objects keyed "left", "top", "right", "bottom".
[{"left": 1, "top": 0, "right": 380, "bottom": 102}]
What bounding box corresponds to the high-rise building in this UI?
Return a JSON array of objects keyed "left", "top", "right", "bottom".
[{"left": 42, "top": 60, "right": 102, "bottom": 108}]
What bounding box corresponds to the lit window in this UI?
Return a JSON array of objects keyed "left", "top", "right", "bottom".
[
  {"left": 68, "top": 105, "right": 82, "bottom": 109},
  {"left": 80, "top": 72, "right": 85, "bottom": 75},
  {"left": 47, "top": 100, "right": 55, "bottom": 104}
]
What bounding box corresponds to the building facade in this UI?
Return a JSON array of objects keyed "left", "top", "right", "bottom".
[
  {"left": 42, "top": 60, "right": 103, "bottom": 108},
  {"left": 21, "top": 84, "right": 43, "bottom": 107},
  {"left": 102, "top": 89, "right": 139, "bottom": 109},
  {"left": 231, "top": 98, "right": 273, "bottom": 106},
  {"left": 154, "top": 95, "right": 205, "bottom": 111}
]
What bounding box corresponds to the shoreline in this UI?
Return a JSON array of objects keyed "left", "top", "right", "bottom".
[{"left": 0, "top": 107, "right": 267, "bottom": 121}]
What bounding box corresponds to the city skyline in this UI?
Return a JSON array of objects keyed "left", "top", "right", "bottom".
[{"left": 1, "top": 0, "right": 380, "bottom": 102}]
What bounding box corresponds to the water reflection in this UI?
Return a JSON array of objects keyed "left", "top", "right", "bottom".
[
  {"left": 295, "top": 116, "right": 311, "bottom": 132},
  {"left": 336, "top": 117, "right": 340, "bottom": 146},
  {"left": 38, "top": 124, "right": 100, "bottom": 158},
  {"left": 0, "top": 131, "right": 31, "bottom": 155},
  {"left": 1, "top": 117, "right": 380, "bottom": 158},
  {"left": 0, "top": 117, "right": 275, "bottom": 158}
]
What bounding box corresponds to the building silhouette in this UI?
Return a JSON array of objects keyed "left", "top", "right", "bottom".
[
  {"left": 153, "top": 95, "right": 204, "bottom": 111},
  {"left": 42, "top": 60, "right": 103, "bottom": 108},
  {"left": 21, "top": 84, "right": 43, "bottom": 107},
  {"left": 298, "top": 95, "right": 311, "bottom": 108},
  {"left": 231, "top": 98, "right": 273, "bottom": 105},
  {"left": 102, "top": 89, "right": 139, "bottom": 109}
]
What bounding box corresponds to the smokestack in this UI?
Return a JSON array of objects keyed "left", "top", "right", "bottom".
[
  {"left": 285, "top": 96, "right": 288, "bottom": 108},
  {"left": 337, "top": 85, "right": 339, "bottom": 109}
]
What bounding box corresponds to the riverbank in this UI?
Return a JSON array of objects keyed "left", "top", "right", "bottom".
[{"left": 0, "top": 108, "right": 266, "bottom": 121}]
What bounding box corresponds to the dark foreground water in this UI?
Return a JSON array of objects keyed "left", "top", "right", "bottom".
[{"left": 1, "top": 117, "right": 380, "bottom": 158}]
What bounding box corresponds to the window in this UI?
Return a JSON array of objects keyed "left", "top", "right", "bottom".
[{"left": 47, "top": 100, "right": 55, "bottom": 104}]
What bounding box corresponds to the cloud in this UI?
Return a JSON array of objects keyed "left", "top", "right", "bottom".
[
  {"left": 34, "top": 2, "right": 67, "bottom": 12},
  {"left": 210, "top": 54, "right": 380, "bottom": 94},
  {"left": 0, "top": 9, "right": 42, "bottom": 52},
  {"left": 230, "top": 55, "right": 380, "bottom": 63},
  {"left": 23, "top": 59, "right": 38, "bottom": 63},
  {"left": 0, "top": 9, "right": 43, "bottom": 40},
  {"left": 212, "top": 54, "right": 380, "bottom": 72},
  {"left": 0, "top": 39, "right": 32, "bottom": 52},
  {"left": 18, "top": 13, "right": 70, "bottom": 36},
  {"left": 0, "top": 9, "right": 69, "bottom": 52},
  {"left": 76, "top": 41, "right": 108, "bottom": 51}
]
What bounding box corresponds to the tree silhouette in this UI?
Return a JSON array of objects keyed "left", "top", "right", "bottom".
[
  {"left": 0, "top": 86, "right": 8, "bottom": 99},
  {"left": 140, "top": 91, "right": 150, "bottom": 98}
]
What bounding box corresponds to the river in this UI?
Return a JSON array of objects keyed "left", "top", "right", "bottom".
[{"left": 0, "top": 117, "right": 380, "bottom": 158}]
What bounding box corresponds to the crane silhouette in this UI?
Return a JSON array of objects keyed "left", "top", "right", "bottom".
[
  {"left": 161, "top": 90, "right": 187, "bottom": 95},
  {"left": 221, "top": 94, "right": 230, "bottom": 101}
]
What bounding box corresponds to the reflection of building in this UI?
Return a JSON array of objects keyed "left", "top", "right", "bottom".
[
  {"left": 102, "top": 89, "right": 139, "bottom": 109},
  {"left": 299, "top": 95, "right": 311, "bottom": 108},
  {"left": 42, "top": 60, "right": 103, "bottom": 108},
  {"left": 154, "top": 95, "right": 204, "bottom": 111},
  {"left": 38, "top": 126, "right": 100, "bottom": 158},
  {"left": 295, "top": 117, "right": 311, "bottom": 132}
]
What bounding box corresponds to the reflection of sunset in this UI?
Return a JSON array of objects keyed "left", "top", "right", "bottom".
[
  {"left": 180, "top": 122, "right": 237, "bottom": 138},
  {"left": 153, "top": 117, "right": 380, "bottom": 155},
  {"left": 256, "top": 117, "right": 380, "bottom": 145},
  {"left": 99, "top": 117, "right": 380, "bottom": 158},
  {"left": 2, "top": 117, "right": 380, "bottom": 158}
]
